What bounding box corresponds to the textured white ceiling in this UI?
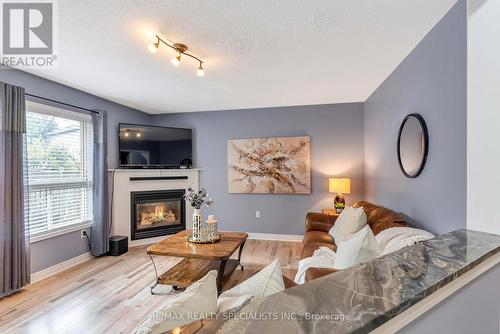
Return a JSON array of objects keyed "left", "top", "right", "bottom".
[{"left": 23, "top": 0, "right": 457, "bottom": 114}]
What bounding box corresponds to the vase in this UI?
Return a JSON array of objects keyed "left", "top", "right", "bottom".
[
  {"left": 192, "top": 208, "right": 202, "bottom": 240},
  {"left": 334, "top": 193, "right": 345, "bottom": 213}
]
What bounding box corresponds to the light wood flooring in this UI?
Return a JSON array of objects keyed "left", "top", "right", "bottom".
[{"left": 0, "top": 239, "right": 301, "bottom": 334}]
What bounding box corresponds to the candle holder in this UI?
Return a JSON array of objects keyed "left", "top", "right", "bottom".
[
  {"left": 188, "top": 216, "right": 220, "bottom": 244},
  {"left": 205, "top": 215, "right": 219, "bottom": 242}
]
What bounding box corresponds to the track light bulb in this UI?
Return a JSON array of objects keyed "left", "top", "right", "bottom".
[
  {"left": 197, "top": 63, "right": 205, "bottom": 77},
  {"left": 136, "top": 132, "right": 141, "bottom": 138},
  {"left": 171, "top": 54, "right": 181, "bottom": 67},
  {"left": 124, "top": 131, "right": 129, "bottom": 138},
  {"left": 147, "top": 42, "right": 159, "bottom": 53}
]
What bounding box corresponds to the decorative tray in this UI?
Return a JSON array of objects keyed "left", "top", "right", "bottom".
[{"left": 187, "top": 234, "right": 221, "bottom": 244}]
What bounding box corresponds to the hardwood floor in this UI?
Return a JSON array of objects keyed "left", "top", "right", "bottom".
[{"left": 0, "top": 239, "right": 301, "bottom": 334}]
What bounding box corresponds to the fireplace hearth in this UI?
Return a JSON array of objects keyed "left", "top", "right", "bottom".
[{"left": 130, "top": 189, "right": 186, "bottom": 240}]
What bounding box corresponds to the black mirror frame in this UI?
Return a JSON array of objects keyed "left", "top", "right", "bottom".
[{"left": 397, "top": 113, "right": 429, "bottom": 178}]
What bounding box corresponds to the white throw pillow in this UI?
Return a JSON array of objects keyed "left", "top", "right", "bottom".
[
  {"left": 329, "top": 206, "right": 368, "bottom": 243},
  {"left": 334, "top": 225, "right": 381, "bottom": 270},
  {"left": 217, "top": 259, "right": 285, "bottom": 313},
  {"left": 133, "top": 270, "right": 218, "bottom": 334}
]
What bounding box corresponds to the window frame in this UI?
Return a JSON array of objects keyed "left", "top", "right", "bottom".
[{"left": 25, "top": 99, "right": 94, "bottom": 243}]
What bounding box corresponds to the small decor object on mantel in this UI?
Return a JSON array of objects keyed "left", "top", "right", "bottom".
[
  {"left": 184, "top": 187, "right": 218, "bottom": 243},
  {"left": 329, "top": 177, "right": 351, "bottom": 213}
]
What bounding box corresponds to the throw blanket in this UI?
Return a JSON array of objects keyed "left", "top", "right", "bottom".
[
  {"left": 295, "top": 227, "right": 435, "bottom": 285},
  {"left": 375, "top": 227, "right": 435, "bottom": 255},
  {"left": 294, "top": 247, "right": 336, "bottom": 284}
]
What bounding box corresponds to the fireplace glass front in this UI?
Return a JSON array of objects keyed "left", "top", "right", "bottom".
[{"left": 130, "top": 189, "right": 185, "bottom": 240}]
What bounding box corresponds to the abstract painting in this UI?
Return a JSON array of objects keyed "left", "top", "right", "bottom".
[{"left": 227, "top": 136, "right": 311, "bottom": 194}]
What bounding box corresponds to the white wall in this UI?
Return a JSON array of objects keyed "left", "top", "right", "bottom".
[{"left": 467, "top": 0, "right": 500, "bottom": 235}]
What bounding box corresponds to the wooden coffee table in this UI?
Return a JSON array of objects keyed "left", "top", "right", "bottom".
[{"left": 147, "top": 230, "right": 248, "bottom": 294}]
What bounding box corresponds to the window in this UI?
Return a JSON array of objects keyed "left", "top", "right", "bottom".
[{"left": 25, "top": 100, "right": 93, "bottom": 240}]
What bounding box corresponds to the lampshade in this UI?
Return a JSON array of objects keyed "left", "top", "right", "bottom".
[{"left": 329, "top": 177, "right": 351, "bottom": 194}]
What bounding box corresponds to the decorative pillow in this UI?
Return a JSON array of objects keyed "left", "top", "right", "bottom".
[
  {"left": 217, "top": 259, "right": 285, "bottom": 313},
  {"left": 375, "top": 227, "right": 435, "bottom": 255},
  {"left": 133, "top": 270, "right": 218, "bottom": 334},
  {"left": 329, "top": 206, "right": 368, "bottom": 243},
  {"left": 334, "top": 225, "right": 381, "bottom": 270}
]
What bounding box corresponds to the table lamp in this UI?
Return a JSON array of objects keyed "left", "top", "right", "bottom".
[{"left": 329, "top": 177, "right": 351, "bottom": 213}]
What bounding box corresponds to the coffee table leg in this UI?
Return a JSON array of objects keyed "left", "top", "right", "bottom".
[
  {"left": 217, "top": 259, "right": 228, "bottom": 294},
  {"left": 237, "top": 240, "right": 246, "bottom": 271},
  {"left": 149, "top": 254, "right": 160, "bottom": 295}
]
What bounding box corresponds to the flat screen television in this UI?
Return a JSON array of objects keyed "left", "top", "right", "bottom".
[{"left": 119, "top": 123, "right": 192, "bottom": 168}]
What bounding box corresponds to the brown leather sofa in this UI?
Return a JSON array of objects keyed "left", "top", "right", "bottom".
[{"left": 301, "top": 201, "right": 406, "bottom": 282}]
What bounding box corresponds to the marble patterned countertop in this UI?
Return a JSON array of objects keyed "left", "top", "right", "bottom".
[{"left": 177, "top": 229, "right": 500, "bottom": 334}]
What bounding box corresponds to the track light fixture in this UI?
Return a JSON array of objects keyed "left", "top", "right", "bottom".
[{"left": 147, "top": 34, "right": 205, "bottom": 76}]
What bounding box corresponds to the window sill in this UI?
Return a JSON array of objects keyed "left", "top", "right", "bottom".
[{"left": 30, "top": 222, "right": 92, "bottom": 244}]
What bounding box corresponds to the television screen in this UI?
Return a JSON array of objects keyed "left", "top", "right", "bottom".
[{"left": 119, "top": 123, "right": 192, "bottom": 168}]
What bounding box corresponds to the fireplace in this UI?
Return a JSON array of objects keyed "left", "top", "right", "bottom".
[{"left": 130, "top": 189, "right": 186, "bottom": 240}]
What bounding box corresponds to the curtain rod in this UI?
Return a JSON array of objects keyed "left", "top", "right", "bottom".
[{"left": 26, "top": 93, "right": 100, "bottom": 115}]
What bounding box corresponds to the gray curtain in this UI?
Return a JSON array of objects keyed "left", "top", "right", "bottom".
[
  {"left": 90, "top": 111, "right": 109, "bottom": 256},
  {"left": 0, "top": 82, "right": 29, "bottom": 297}
]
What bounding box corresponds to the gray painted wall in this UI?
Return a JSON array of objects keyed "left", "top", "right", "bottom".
[
  {"left": 363, "top": 0, "right": 467, "bottom": 235},
  {"left": 153, "top": 103, "right": 365, "bottom": 235},
  {"left": 0, "top": 69, "right": 151, "bottom": 272},
  {"left": 399, "top": 263, "right": 500, "bottom": 334}
]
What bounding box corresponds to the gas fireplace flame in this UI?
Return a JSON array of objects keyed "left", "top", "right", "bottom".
[
  {"left": 154, "top": 206, "right": 164, "bottom": 218},
  {"left": 139, "top": 204, "right": 177, "bottom": 225}
]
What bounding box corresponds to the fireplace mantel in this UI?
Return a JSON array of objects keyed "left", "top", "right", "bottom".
[{"left": 109, "top": 169, "right": 200, "bottom": 246}]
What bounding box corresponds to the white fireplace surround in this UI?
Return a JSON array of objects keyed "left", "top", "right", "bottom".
[{"left": 109, "top": 169, "right": 200, "bottom": 246}]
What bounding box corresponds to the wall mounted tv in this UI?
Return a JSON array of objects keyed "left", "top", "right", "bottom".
[{"left": 119, "top": 123, "right": 193, "bottom": 168}]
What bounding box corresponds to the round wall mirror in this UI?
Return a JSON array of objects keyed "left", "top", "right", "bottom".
[{"left": 397, "top": 113, "right": 429, "bottom": 178}]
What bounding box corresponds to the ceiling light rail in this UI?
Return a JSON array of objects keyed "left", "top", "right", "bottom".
[{"left": 148, "top": 35, "right": 205, "bottom": 77}]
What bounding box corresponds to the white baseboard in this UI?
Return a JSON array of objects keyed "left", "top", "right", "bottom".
[
  {"left": 30, "top": 252, "right": 93, "bottom": 284},
  {"left": 247, "top": 233, "right": 303, "bottom": 242}
]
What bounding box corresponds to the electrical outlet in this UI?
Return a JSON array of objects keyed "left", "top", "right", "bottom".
[
  {"left": 81, "top": 230, "right": 87, "bottom": 239},
  {"left": 255, "top": 211, "right": 261, "bottom": 218}
]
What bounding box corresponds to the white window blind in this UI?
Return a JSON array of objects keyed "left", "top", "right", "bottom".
[{"left": 25, "top": 100, "right": 93, "bottom": 238}]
